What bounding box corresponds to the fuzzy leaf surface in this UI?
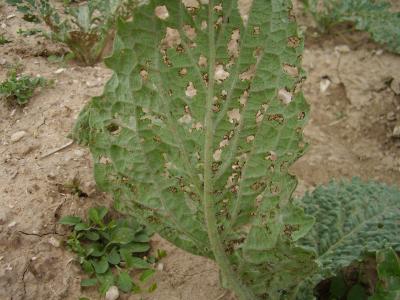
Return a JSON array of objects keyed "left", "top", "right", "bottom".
[
  {"left": 73, "top": 0, "right": 316, "bottom": 297},
  {"left": 296, "top": 178, "right": 400, "bottom": 296}
]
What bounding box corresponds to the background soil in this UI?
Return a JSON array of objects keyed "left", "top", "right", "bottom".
[{"left": 1, "top": 1, "right": 400, "bottom": 300}]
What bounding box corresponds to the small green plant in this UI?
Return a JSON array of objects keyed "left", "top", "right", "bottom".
[
  {"left": 0, "top": 71, "right": 48, "bottom": 105},
  {"left": 72, "top": 1, "right": 400, "bottom": 299},
  {"left": 59, "top": 206, "right": 158, "bottom": 295},
  {"left": 301, "top": 0, "right": 400, "bottom": 54},
  {"left": 7, "top": 0, "right": 141, "bottom": 65},
  {"left": 16, "top": 28, "right": 42, "bottom": 37},
  {"left": 0, "top": 34, "right": 11, "bottom": 45}
]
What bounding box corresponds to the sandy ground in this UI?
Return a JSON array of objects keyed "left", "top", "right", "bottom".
[{"left": 1, "top": 1, "right": 400, "bottom": 300}]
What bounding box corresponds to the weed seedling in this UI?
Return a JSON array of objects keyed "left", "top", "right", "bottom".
[
  {"left": 59, "top": 206, "right": 158, "bottom": 295},
  {"left": 0, "top": 34, "right": 11, "bottom": 45},
  {"left": 0, "top": 71, "right": 49, "bottom": 106}
]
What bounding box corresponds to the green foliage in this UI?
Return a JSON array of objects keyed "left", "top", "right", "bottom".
[
  {"left": 0, "top": 71, "right": 48, "bottom": 105},
  {"left": 370, "top": 248, "right": 400, "bottom": 300},
  {"left": 296, "top": 179, "right": 400, "bottom": 299},
  {"left": 312, "top": 248, "right": 400, "bottom": 299},
  {"left": 0, "top": 34, "right": 11, "bottom": 45},
  {"left": 17, "top": 28, "right": 42, "bottom": 36},
  {"left": 7, "top": 0, "right": 141, "bottom": 65},
  {"left": 72, "top": 0, "right": 316, "bottom": 299},
  {"left": 59, "top": 206, "right": 158, "bottom": 295},
  {"left": 301, "top": 0, "right": 400, "bottom": 54},
  {"left": 71, "top": 0, "right": 400, "bottom": 299}
]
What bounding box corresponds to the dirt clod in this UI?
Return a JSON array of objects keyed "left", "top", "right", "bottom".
[{"left": 392, "top": 125, "right": 400, "bottom": 138}]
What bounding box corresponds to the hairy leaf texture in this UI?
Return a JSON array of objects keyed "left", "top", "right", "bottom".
[
  {"left": 296, "top": 179, "right": 400, "bottom": 298},
  {"left": 73, "top": 0, "right": 316, "bottom": 297},
  {"left": 303, "top": 0, "right": 400, "bottom": 54}
]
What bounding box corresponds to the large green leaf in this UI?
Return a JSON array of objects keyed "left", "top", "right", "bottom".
[
  {"left": 73, "top": 0, "right": 316, "bottom": 298},
  {"left": 370, "top": 248, "right": 400, "bottom": 300},
  {"left": 296, "top": 178, "right": 400, "bottom": 298}
]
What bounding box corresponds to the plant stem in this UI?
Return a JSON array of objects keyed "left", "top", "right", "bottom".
[{"left": 203, "top": 2, "right": 255, "bottom": 300}]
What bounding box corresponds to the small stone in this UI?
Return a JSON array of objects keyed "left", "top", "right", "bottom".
[
  {"left": 48, "top": 237, "right": 61, "bottom": 248},
  {"left": 6, "top": 14, "right": 16, "bottom": 20},
  {"left": 387, "top": 112, "right": 396, "bottom": 121},
  {"left": 0, "top": 59, "right": 6, "bottom": 65},
  {"left": 1, "top": 23, "right": 6, "bottom": 29},
  {"left": 10, "top": 131, "right": 27, "bottom": 143},
  {"left": 320, "top": 78, "right": 331, "bottom": 93},
  {"left": 74, "top": 149, "right": 85, "bottom": 158},
  {"left": 105, "top": 286, "right": 119, "bottom": 300},
  {"left": 335, "top": 45, "right": 350, "bottom": 53},
  {"left": 375, "top": 49, "right": 384, "bottom": 56},
  {"left": 7, "top": 221, "right": 17, "bottom": 228},
  {"left": 392, "top": 125, "right": 400, "bottom": 138},
  {"left": 85, "top": 80, "right": 102, "bottom": 88},
  {"left": 157, "top": 262, "right": 164, "bottom": 271},
  {"left": 54, "top": 68, "right": 66, "bottom": 74}
]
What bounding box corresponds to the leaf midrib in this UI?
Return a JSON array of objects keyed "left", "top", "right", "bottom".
[{"left": 318, "top": 203, "right": 399, "bottom": 263}]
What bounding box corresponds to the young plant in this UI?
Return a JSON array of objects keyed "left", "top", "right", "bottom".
[
  {"left": 7, "top": 0, "right": 141, "bottom": 65},
  {"left": 301, "top": 0, "right": 400, "bottom": 54},
  {"left": 17, "top": 28, "right": 42, "bottom": 36},
  {"left": 0, "top": 71, "right": 48, "bottom": 105},
  {"left": 59, "top": 206, "right": 157, "bottom": 295},
  {"left": 0, "top": 34, "right": 11, "bottom": 45},
  {"left": 72, "top": 1, "right": 400, "bottom": 299}
]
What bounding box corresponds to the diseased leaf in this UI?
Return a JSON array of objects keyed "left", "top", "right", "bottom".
[{"left": 73, "top": 0, "right": 316, "bottom": 298}]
